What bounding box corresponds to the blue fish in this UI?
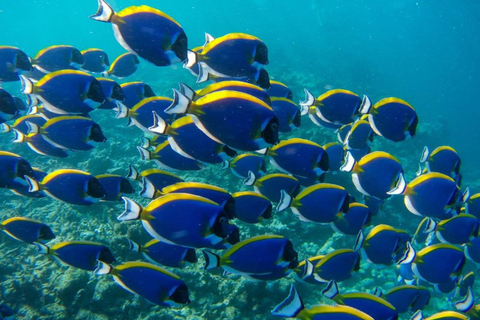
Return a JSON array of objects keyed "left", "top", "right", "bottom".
[
  {"left": 166, "top": 90, "right": 279, "bottom": 151},
  {"left": 344, "top": 118, "right": 375, "bottom": 150},
  {"left": 0, "top": 151, "right": 34, "bottom": 189},
  {"left": 97, "top": 78, "right": 124, "bottom": 109},
  {"left": 331, "top": 202, "right": 372, "bottom": 236},
  {"left": 120, "top": 81, "right": 156, "bottom": 108},
  {"left": 245, "top": 172, "right": 300, "bottom": 203},
  {"left": 0, "top": 46, "right": 32, "bottom": 82},
  {"left": 91, "top": 0, "right": 187, "bottom": 66},
  {"left": 420, "top": 146, "right": 461, "bottom": 180},
  {"left": 426, "top": 214, "right": 479, "bottom": 245},
  {"left": 32, "top": 45, "right": 84, "bottom": 73},
  {"left": 96, "top": 174, "right": 135, "bottom": 201},
  {"left": 129, "top": 239, "right": 196, "bottom": 268},
  {"left": 12, "top": 128, "right": 70, "bottom": 158},
  {"left": 127, "top": 165, "right": 183, "bottom": 194},
  {"left": 360, "top": 224, "right": 411, "bottom": 265},
  {"left": 375, "top": 285, "right": 430, "bottom": 314},
  {"left": 225, "top": 153, "right": 267, "bottom": 179},
  {"left": 37, "top": 241, "right": 115, "bottom": 271},
  {"left": 81, "top": 48, "right": 110, "bottom": 73},
  {"left": 277, "top": 183, "right": 349, "bottom": 224},
  {"left": 137, "top": 141, "right": 204, "bottom": 171},
  {"left": 118, "top": 194, "right": 232, "bottom": 248},
  {"left": 267, "top": 80, "right": 292, "bottom": 100},
  {"left": 324, "top": 142, "right": 345, "bottom": 173},
  {"left": 20, "top": 70, "right": 105, "bottom": 115},
  {"left": 1, "top": 217, "right": 55, "bottom": 244},
  {"left": 103, "top": 52, "right": 139, "bottom": 78},
  {"left": 232, "top": 191, "right": 272, "bottom": 224},
  {"left": 271, "top": 98, "right": 301, "bottom": 132},
  {"left": 26, "top": 169, "right": 106, "bottom": 205},
  {"left": 95, "top": 261, "right": 190, "bottom": 306}
]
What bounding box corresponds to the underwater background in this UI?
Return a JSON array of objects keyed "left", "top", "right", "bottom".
[{"left": 1, "top": 0, "right": 480, "bottom": 319}]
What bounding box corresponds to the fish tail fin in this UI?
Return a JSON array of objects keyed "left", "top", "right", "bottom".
[
  {"left": 419, "top": 146, "right": 430, "bottom": 163},
  {"left": 221, "top": 160, "right": 230, "bottom": 169},
  {"left": 165, "top": 89, "right": 191, "bottom": 115},
  {"left": 203, "top": 250, "right": 221, "bottom": 270},
  {"left": 197, "top": 62, "right": 216, "bottom": 83},
  {"left": 35, "top": 242, "right": 49, "bottom": 254},
  {"left": 178, "top": 82, "right": 196, "bottom": 100},
  {"left": 243, "top": 171, "right": 257, "bottom": 186},
  {"left": 301, "top": 259, "right": 315, "bottom": 281},
  {"left": 387, "top": 172, "right": 406, "bottom": 195},
  {"left": 353, "top": 230, "right": 365, "bottom": 252},
  {"left": 126, "top": 164, "right": 139, "bottom": 180},
  {"left": 26, "top": 176, "right": 40, "bottom": 192},
  {"left": 19, "top": 75, "right": 34, "bottom": 94},
  {"left": 373, "top": 287, "right": 383, "bottom": 297},
  {"left": 100, "top": 70, "right": 110, "bottom": 78},
  {"left": 299, "top": 89, "right": 315, "bottom": 111},
  {"left": 12, "top": 129, "right": 25, "bottom": 143},
  {"left": 276, "top": 190, "right": 292, "bottom": 212},
  {"left": 148, "top": 111, "right": 168, "bottom": 135},
  {"left": 0, "top": 123, "right": 11, "bottom": 133},
  {"left": 136, "top": 146, "right": 152, "bottom": 160},
  {"left": 94, "top": 261, "right": 113, "bottom": 275},
  {"left": 141, "top": 137, "right": 151, "bottom": 149},
  {"left": 410, "top": 310, "right": 423, "bottom": 320},
  {"left": 184, "top": 49, "right": 199, "bottom": 69},
  {"left": 340, "top": 151, "right": 356, "bottom": 172},
  {"left": 397, "top": 242, "right": 416, "bottom": 265},
  {"left": 455, "top": 287, "right": 474, "bottom": 312},
  {"left": 26, "top": 95, "right": 38, "bottom": 108},
  {"left": 114, "top": 101, "right": 128, "bottom": 119},
  {"left": 271, "top": 285, "right": 304, "bottom": 318},
  {"left": 26, "top": 121, "right": 40, "bottom": 135},
  {"left": 139, "top": 177, "right": 157, "bottom": 199},
  {"left": 90, "top": 0, "right": 115, "bottom": 22},
  {"left": 117, "top": 197, "right": 143, "bottom": 221},
  {"left": 358, "top": 95, "right": 372, "bottom": 114},
  {"left": 462, "top": 187, "right": 470, "bottom": 203},
  {"left": 128, "top": 239, "right": 141, "bottom": 252},
  {"left": 322, "top": 280, "right": 339, "bottom": 299}
]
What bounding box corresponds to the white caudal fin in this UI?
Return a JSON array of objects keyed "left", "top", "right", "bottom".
[
  {"left": 373, "top": 287, "right": 383, "bottom": 297},
  {"left": 140, "top": 176, "right": 156, "bottom": 199},
  {"left": 148, "top": 111, "right": 168, "bottom": 135},
  {"left": 203, "top": 250, "right": 221, "bottom": 270},
  {"left": 184, "top": 49, "right": 198, "bottom": 68},
  {"left": 26, "top": 95, "right": 38, "bottom": 108},
  {"left": 100, "top": 70, "right": 110, "bottom": 78},
  {"left": 26, "top": 121, "right": 39, "bottom": 135},
  {"left": 0, "top": 123, "right": 11, "bottom": 133},
  {"left": 387, "top": 172, "right": 406, "bottom": 195},
  {"left": 94, "top": 261, "right": 113, "bottom": 275},
  {"left": 410, "top": 311, "right": 423, "bottom": 320},
  {"left": 136, "top": 146, "right": 151, "bottom": 160},
  {"left": 117, "top": 197, "right": 142, "bottom": 221},
  {"left": 359, "top": 95, "right": 372, "bottom": 114},
  {"left": 221, "top": 160, "right": 230, "bottom": 169},
  {"left": 271, "top": 285, "right": 304, "bottom": 318},
  {"left": 299, "top": 89, "right": 315, "bottom": 110},
  {"left": 141, "top": 137, "right": 151, "bottom": 149},
  {"left": 301, "top": 259, "right": 315, "bottom": 280},
  {"left": 12, "top": 129, "right": 25, "bottom": 143},
  {"left": 415, "top": 164, "right": 424, "bottom": 177},
  {"left": 126, "top": 164, "right": 139, "bottom": 180},
  {"left": 203, "top": 33, "right": 215, "bottom": 47},
  {"left": 35, "top": 242, "right": 49, "bottom": 254},
  {"left": 419, "top": 146, "right": 430, "bottom": 163},
  {"left": 165, "top": 89, "right": 191, "bottom": 115},
  {"left": 462, "top": 187, "right": 471, "bottom": 203},
  {"left": 114, "top": 101, "right": 128, "bottom": 119},
  {"left": 322, "top": 280, "right": 339, "bottom": 299},
  {"left": 397, "top": 242, "right": 416, "bottom": 265},
  {"left": 340, "top": 151, "right": 356, "bottom": 172},
  {"left": 455, "top": 287, "right": 474, "bottom": 312},
  {"left": 276, "top": 190, "right": 292, "bottom": 213},
  {"left": 353, "top": 230, "right": 365, "bottom": 252},
  {"left": 26, "top": 176, "right": 40, "bottom": 192},
  {"left": 244, "top": 171, "right": 257, "bottom": 186},
  {"left": 90, "top": 0, "right": 115, "bottom": 22},
  {"left": 128, "top": 239, "right": 141, "bottom": 252},
  {"left": 19, "top": 75, "right": 34, "bottom": 94},
  {"left": 424, "top": 218, "right": 437, "bottom": 233},
  {"left": 178, "top": 82, "right": 196, "bottom": 100}
]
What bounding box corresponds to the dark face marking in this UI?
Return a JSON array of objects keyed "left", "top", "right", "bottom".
[
  {"left": 16, "top": 51, "right": 33, "bottom": 71},
  {"left": 283, "top": 240, "right": 299, "bottom": 269},
  {"left": 98, "top": 247, "right": 116, "bottom": 264},
  {"left": 71, "top": 49, "right": 84, "bottom": 66},
  {"left": 111, "top": 83, "right": 125, "bottom": 101},
  {"left": 170, "top": 284, "right": 190, "bottom": 305},
  {"left": 257, "top": 68, "right": 271, "bottom": 89},
  {"left": 262, "top": 117, "right": 279, "bottom": 145},
  {"left": 88, "top": 79, "right": 106, "bottom": 103},
  {"left": 90, "top": 124, "right": 107, "bottom": 142},
  {"left": 120, "top": 178, "right": 135, "bottom": 194},
  {"left": 262, "top": 204, "right": 273, "bottom": 219},
  {"left": 184, "top": 249, "right": 197, "bottom": 263},
  {"left": 87, "top": 178, "right": 106, "bottom": 199},
  {"left": 172, "top": 32, "right": 188, "bottom": 62},
  {"left": 254, "top": 43, "right": 269, "bottom": 65},
  {"left": 39, "top": 225, "right": 56, "bottom": 241},
  {"left": 318, "top": 152, "right": 330, "bottom": 172},
  {"left": 223, "top": 197, "right": 236, "bottom": 219},
  {"left": 16, "top": 159, "right": 34, "bottom": 179},
  {"left": 212, "top": 213, "right": 230, "bottom": 238},
  {"left": 227, "top": 226, "right": 240, "bottom": 245}
]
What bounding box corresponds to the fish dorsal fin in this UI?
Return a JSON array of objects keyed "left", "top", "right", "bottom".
[
  {"left": 276, "top": 190, "right": 292, "bottom": 213},
  {"left": 419, "top": 146, "right": 430, "bottom": 163},
  {"left": 271, "top": 285, "right": 304, "bottom": 318},
  {"left": 90, "top": 0, "right": 115, "bottom": 22},
  {"left": 203, "top": 33, "right": 215, "bottom": 47}
]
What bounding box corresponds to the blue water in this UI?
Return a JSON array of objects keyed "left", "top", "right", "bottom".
[{"left": 1, "top": 0, "right": 480, "bottom": 319}]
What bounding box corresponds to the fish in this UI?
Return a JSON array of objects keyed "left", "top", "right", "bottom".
[
  {"left": 324, "top": 142, "right": 345, "bottom": 173},
  {"left": 224, "top": 153, "right": 267, "bottom": 179},
  {"left": 322, "top": 280, "right": 398, "bottom": 320},
  {"left": 425, "top": 214, "right": 479, "bottom": 245},
  {"left": 149, "top": 114, "right": 236, "bottom": 164},
  {"left": 245, "top": 172, "right": 301, "bottom": 203},
  {"left": 411, "top": 311, "right": 468, "bottom": 320},
  {"left": 344, "top": 118, "right": 375, "bottom": 150},
  {"left": 331, "top": 202, "right": 372, "bottom": 236},
  {"left": 165, "top": 90, "right": 279, "bottom": 151},
  {"left": 341, "top": 151, "right": 405, "bottom": 200},
  {"left": 403, "top": 172, "right": 461, "bottom": 219},
  {"left": 26, "top": 169, "right": 106, "bottom": 205},
  {"left": 1, "top": 217, "right": 55, "bottom": 244},
  {"left": 20, "top": 70, "right": 105, "bottom": 115},
  {"left": 203, "top": 234, "right": 298, "bottom": 280},
  {"left": 363, "top": 97, "right": 418, "bottom": 142},
  {"left": 0, "top": 89, "right": 20, "bottom": 123},
  {"left": 300, "top": 89, "right": 370, "bottom": 126},
  {"left": 270, "top": 98, "right": 301, "bottom": 132},
  {"left": 120, "top": 81, "right": 156, "bottom": 108},
  {"left": 129, "top": 239, "right": 196, "bottom": 268},
  {"left": 277, "top": 183, "right": 350, "bottom": 224},
  {"left": 103, "top": 52, "right": 140, "bottom": 78},
  {"left": 95, "top": 261, "right": 190, "bottom": 306},
  {"left": 232, "top": 191, "right": 272, "bottom": 224},
  {"left": 0, "top": 46, "right": 32, "bottom": 81},
  {"left": 36, "top": 241, "right": 115, "bottom": 271},
  {"left": 272, "top": 285, "right": 374, "bottom": 320},
  {"left": 81, "top": 48, "right": 110, "bottom": 73},
  {"left": 118, "top": 194, "right": 232, "bottom": 248},
  {"left": 32, "top": 45, "right": 84, "bottom": 73},
  {"left": 12, "top": 128, "right": 70, "bottom": 158},
  {"left": 360, "top": 224, "right": 411, "bottom": 265},
  {"left": 96, "top": 77, "right": 124, "bottom": 109},
  {"left": 95, "top": 174, "right": 135, "bottom": 201},
  {"left": 127, "top": 165, "right": 184, "bottom": 193},
  {"left": 137, "top": 140, "right": 204, "bottom": 171},
  {"left": 375, "top": 285, "right": 430, "bottom": 314},
  {"left": 27, "top": 116, "right": 107, "bottom": 151},
  {"left": 419, "top": 146, "right": 461, "bottom": 180},
  {"left": 0, "top": 151, "right": 34, "bottom": 189},
  {"left": 91, "top": 0, "right": 188, "bottom": 66},
  {"left": 267, "top": 80, "right": 292, "bottom": 100},
  {"left": 185, "top": 32, "right": 269, "bottom": 87}
]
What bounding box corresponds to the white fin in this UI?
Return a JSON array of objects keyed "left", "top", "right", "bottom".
[
  {"left": 168, "top": 136, "right": 196, "bottom": 160},
  {"left": 256, "top": 148, "right": 268, "bottom": 155},
  {"left": 410, "top": 311, "right": 423, "bottom": 320},
  {"left": 301, "top": 259, "right": 315, "bottom": 280},
  {"left": 12, "top": 129, "right": 25, "bottom": 143},
  {"left": 340, "top": 151, "right": 355, "bottom": 172},
  {"left": 89, "top": 0, "right": 115, "bottom": 22},
  {"left": 26, "top": 176, "right": 40, "bottom": 192},
  {"left": 148, "top": 111, "right": 168, "bottom": 135},
  {"left": 462, "top": 187, "right": 470, "bottom": 203},
  {"left": 455, "top": 287, "right": 474, "bottom": 312},
  {"left": 276, "top": 190, "right": 292, "bottom": 212},
  {"left": 300, "top": 104, "right": 310, "bottom": 116},
  {"left": 354, "top": 230, "right": 365, "bottom": 252},
  {"left": 322, "top": 280, "right": 339, "bottom": 299},
  {"left": 128, "top": 239, "right": 141, "bottom": 252},
  {"left": 94, "top": 261, "right": 113, "bottom": 275},
  {"left": 165, "top": 89, "right": 191, "bottom": 115},
  {"left": 244, "top": 171, "right": 257, "bottom": 186},
  {"left": 139, "top": 176, "right": 156, "bottom": 199},
  {"left": 221, "top": 160, "right": 230, "bottom": 169},
  {"left": 126, "top": 164, "right": 139, "bottom": 180},
  {"left": 299, "top": 89, "right": 315, "bottom": 109},
  {"left": 100, "top": 70, "right": 109, "bottom": 78},
  {"left": 387, "top": 172, "right": 406, "bottom": 195},
  {"left": 35, "top": 242, "right": 49, "bottom": 254},
  {"left": 178, "top": 82, "right": 196, "bottom": 100},
  {"left": 397, "top": 242, "right": 416, "bottom": 265},
  {"left": 373, "top": 287, "right": 383, "bottom": 297},
  {"left": 424, "top": 218, "right": 437, "bottom": 233},
  {"left": 419, "top": 146, "right": 430, "bottom": 163},
  {"left": 415, "top": 164, "right": 423, "bottom": 177},
  {"left": 114, "top": 101, "right": 128, "bottom": 119},
  {"left": 19, "top": 75, "right": 34, "bottom": 94},
  {"left": 203, "top": 250, "right": 220, "bottom": 270},
  {"left": 184, "top": 50, "right": 198, "bottom": 69},
  {"left": 203, "top": 33, "right": 215, "bottom": 47},
  {"left": 26, "top": 121, "right": 39, "bottom": 135},
  {"left": 359, "top": 95, "right": 372, "bottom": 114},
  {"left": 26, "top": 95, "right": 39, "bottom": 108},
  {"left": 271, "top": 285, "right": 304, "bottom": 318},
  {"left": 136, "top": 146, "right": 151, "bottom": 160},
  {"left": 196, "top": 62, "right": 211, "bottom": 83},
  {"left": 141, "top": 137, "right": 151, "bottom": 149},
  {"left": 425, "top": 232, "right": 436, "bottom": 246},
  {"left": 0, "top": 123, "right": 11, "bottom": 133},
  {"left": 117, "top": 197, "right": 142, "bottom": 221}
]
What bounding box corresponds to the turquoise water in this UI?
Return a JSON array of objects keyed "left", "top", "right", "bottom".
[{"left": 1, "top": 0, "right": 480, "bottom": 319}]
